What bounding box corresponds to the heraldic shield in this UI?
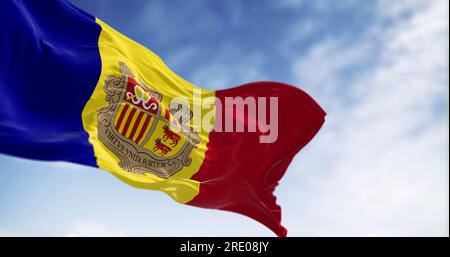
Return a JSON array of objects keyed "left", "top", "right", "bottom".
[{"left": 97, "top": 62, "right": 200, "bottom": 179}]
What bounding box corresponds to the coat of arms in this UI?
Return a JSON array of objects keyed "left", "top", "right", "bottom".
[{"left": 97, "top": 62, "right": 200, "bottom": 178}]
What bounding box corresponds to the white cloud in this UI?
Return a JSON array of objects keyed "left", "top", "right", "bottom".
[
  {"left": 190, "top": 43, "right": 267, "bottom": 89},
  {"left": 282, "top": 0, "right": 449, "bottom": 236},
  {"left": 277, "top": 0, "right": 361, "bottom": 11},
  {"left": 292, "top": 37, "right": 373, "bottom": 109},
  {"left": 166, "top": 46, "right": 199, "bottom": 70},
  {"left": 136, "top": 1, "right": 223, "bottom": 44},
  {"left": 65, "top": 222, "right": 127, "bottom": 237},
  {"left": 1, "top": 0, "right": 447, "bottom": 237}
]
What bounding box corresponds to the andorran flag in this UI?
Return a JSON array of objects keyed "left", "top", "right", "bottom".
[{"left": 0, "top": 0, "right": 325, "bottom": 236}]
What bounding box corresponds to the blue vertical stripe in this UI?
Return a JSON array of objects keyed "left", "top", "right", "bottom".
[{"left": 0, "top": 0, "right": 101, "bottom": 166}]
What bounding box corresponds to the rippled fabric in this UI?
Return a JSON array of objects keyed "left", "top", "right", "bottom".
[
  {"left": 189, "top": 82, "right": 325, "bottom": 236},
  {"left": 0, "top": 0, "right": 326, "bottom": 237},
  {"left": 0, "top": 0, "right": 101, "bottom": 165}
]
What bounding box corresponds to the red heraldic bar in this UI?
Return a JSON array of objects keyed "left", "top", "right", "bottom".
[{"left": 187, "top": 82, "right": 326, "bottom": 237}]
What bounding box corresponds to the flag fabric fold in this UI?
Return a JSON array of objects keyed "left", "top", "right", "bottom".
[
  {"left": 188, "top": 82, "right": 325, "bottom": 236},
  {"left": 0, "top": 0, "right": 325, "bottom": 236}
]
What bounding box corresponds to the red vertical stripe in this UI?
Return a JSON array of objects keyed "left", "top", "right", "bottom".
[
  {"left": 187, "top": 82, "right": 326, "bottom": 237},
  {"left": 115, "top": 104, "right": 130, "bottom": 130},
  {"left": 135, "top": 115, "right": 151, "bottom": 144},
  {"left": 121, "top": 107, "right": 137, "bottom": 136},
  {"left": 164, "top": 109, "right": 170, "bottom": 120},
  {"left": 128, "top": 111, "right": 144, "bottom": 141}
]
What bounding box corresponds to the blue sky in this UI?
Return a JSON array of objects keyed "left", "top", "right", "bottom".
[{"left": 0, "top": 0, "right": 448, "bottom": 236}]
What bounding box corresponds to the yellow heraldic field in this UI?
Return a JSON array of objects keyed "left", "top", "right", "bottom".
[{"left": 81, "top": 19, "right": 216, "bottom": 203}]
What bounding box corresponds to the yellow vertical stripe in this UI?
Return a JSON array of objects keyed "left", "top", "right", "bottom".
[
  {"left": 132, "top": 113, "right": 147, "bottom": 142},
  {"left": 125, "top": 108, "right": 141, "bottom": 138},
  {"left": 114, "top": 103, "right": 125, "bottom": 127},
  {"left": 137, "top": 116, "right": 153, "bottom": 145},
  {"left": 81, "top": 18, "right": 216, "bottom": 204},
  {"left": 118, "top": 105, "right": 132, "bottom": 133}
]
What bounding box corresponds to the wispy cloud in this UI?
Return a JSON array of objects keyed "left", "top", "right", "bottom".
[
  {"left": 280, "top": 0, "right": 449, "bottom": 236},
  {"left": 1, "top": 0, "right": 447, "bottom": 236},
  {"left": 189, "top": 43, "right": 267, "bottom": 89},
  {"left": 65, "top": 222, "right": 127, "bottom": 237}
]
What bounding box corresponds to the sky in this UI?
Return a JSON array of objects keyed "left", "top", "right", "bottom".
[{"left": 0, "top": 0, "right": 448, "bottom": 236}]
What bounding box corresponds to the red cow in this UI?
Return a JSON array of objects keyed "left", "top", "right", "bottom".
[
  {"left": 162, "top": 124, "right": 181, "bottom": 147},
  {"left": 153, "top": 138, "right": 171, "bottom": 155}
]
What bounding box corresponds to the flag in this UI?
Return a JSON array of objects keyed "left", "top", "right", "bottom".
[{"left": 0, "top": 0, "right": 325, "bottom": 236}]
